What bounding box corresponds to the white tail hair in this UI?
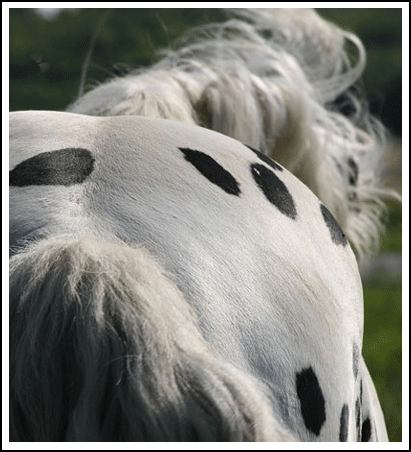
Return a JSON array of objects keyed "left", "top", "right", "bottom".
[
  {"left": 67, "top": 8, "right": 399, "bottom": 261},
  {"left": 9, "top": 236, "right": 294, "bottom": 441}
]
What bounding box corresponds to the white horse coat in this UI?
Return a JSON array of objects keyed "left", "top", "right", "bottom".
[{"left": 9, "top": 111, "right": 388, "bottom": 441}]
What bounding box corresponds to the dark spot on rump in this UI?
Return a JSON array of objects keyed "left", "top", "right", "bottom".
[
  {"left": 320, "top": 204, "right": 347, "bottom": 246},
  {"left": 296, "top": 367, "right": 326, "bottom": 436},
  {"left": 179, "top": 147, "right": 240, "bottom": 196},
  {"left": 251, "top": 163, "right": 297, "bottom": 219},
  {"left": 361, "top": 417, "right": 372, "bottom": 442},
  {"left": 339, "top": 404, "right": 349, "bottom": 441},
  {"left": 9, "top": 148, "right": 95, "bottom": 187},
  {"left": 347, "top": 157, "right": 359, "bottom": 186},
  {"left": 244, "top": 144, "right": 283, "bottom": 171},
  {"left": 356, "top": 398, "right": 362, "bottom": 441},
  {"left": 353, "top": 343, "right": 360, "bottom": 379}
]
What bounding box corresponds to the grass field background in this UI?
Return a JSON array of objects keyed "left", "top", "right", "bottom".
[{"left": 9, "top": 8, "right": 403, "bottom": 442}]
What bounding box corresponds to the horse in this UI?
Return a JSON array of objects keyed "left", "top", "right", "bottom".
[{"left": 9, "top": 8, "right": 394, "bottom": 441}]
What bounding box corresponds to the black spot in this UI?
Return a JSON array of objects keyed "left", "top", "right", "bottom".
[
  {"left": 347, "top": 157, "right": 359, "bottom": 186},
  {"left": 9, "top": 148, "right": 95, "bottom": 187},
  {"left": 356, "top": 398, "right": 362, "bottom": 441},
  {"left": 339, "top": 404, "right": 349, "bottom": 441},
  {"left": 251, "top": 163, "right": 297, "bottom": 219},
  {"left": 296, "top": 367, "right": 326, "bottom": 436},
  {"left": 361, "top": 417, "right": 372, "bottom": 442},
  {"left": 244, "top": 144, "right": 283, "bottom": 171},
  {"left": 320, "top": 204, "right": 347, "bottom": 246},
  {"left": 179, "top": 147, "right": 241, "bottom": 196},
  {"left": 353, "top": 343, "right": 360, "bottom": 379}
]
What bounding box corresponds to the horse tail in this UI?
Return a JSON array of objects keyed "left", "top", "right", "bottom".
[{"left": 9, "top": 236, "right": 294, "bottom": 441}]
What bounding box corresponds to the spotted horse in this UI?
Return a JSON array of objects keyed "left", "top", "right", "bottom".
[{"left": 9, "top": 111, "right": 388, "bottom": 441}]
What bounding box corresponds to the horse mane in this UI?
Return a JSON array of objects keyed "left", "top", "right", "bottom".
[{"left": 68, "top": 8, "right": 400, "bottom": 262}]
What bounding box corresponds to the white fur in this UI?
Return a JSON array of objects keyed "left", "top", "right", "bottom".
[
  {"left": 67, "top": 8, "right": 398, "bottom": 261},
  {"left": 10, "top": 236, "right": 294, "bottom": 441},
  {"left": 9, "top": 8, "right": 392, "bottom": 442},
  {"left": 9, "top": 111, "right": 388, "bottom": 441}
]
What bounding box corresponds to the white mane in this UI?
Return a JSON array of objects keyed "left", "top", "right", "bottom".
[{"left": 67, "top": 8, "right": 398, "bottom": 261}]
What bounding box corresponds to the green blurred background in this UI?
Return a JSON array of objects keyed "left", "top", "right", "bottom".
[{"left": 9, "top": 8, "right": 402, "bottom": 442}]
